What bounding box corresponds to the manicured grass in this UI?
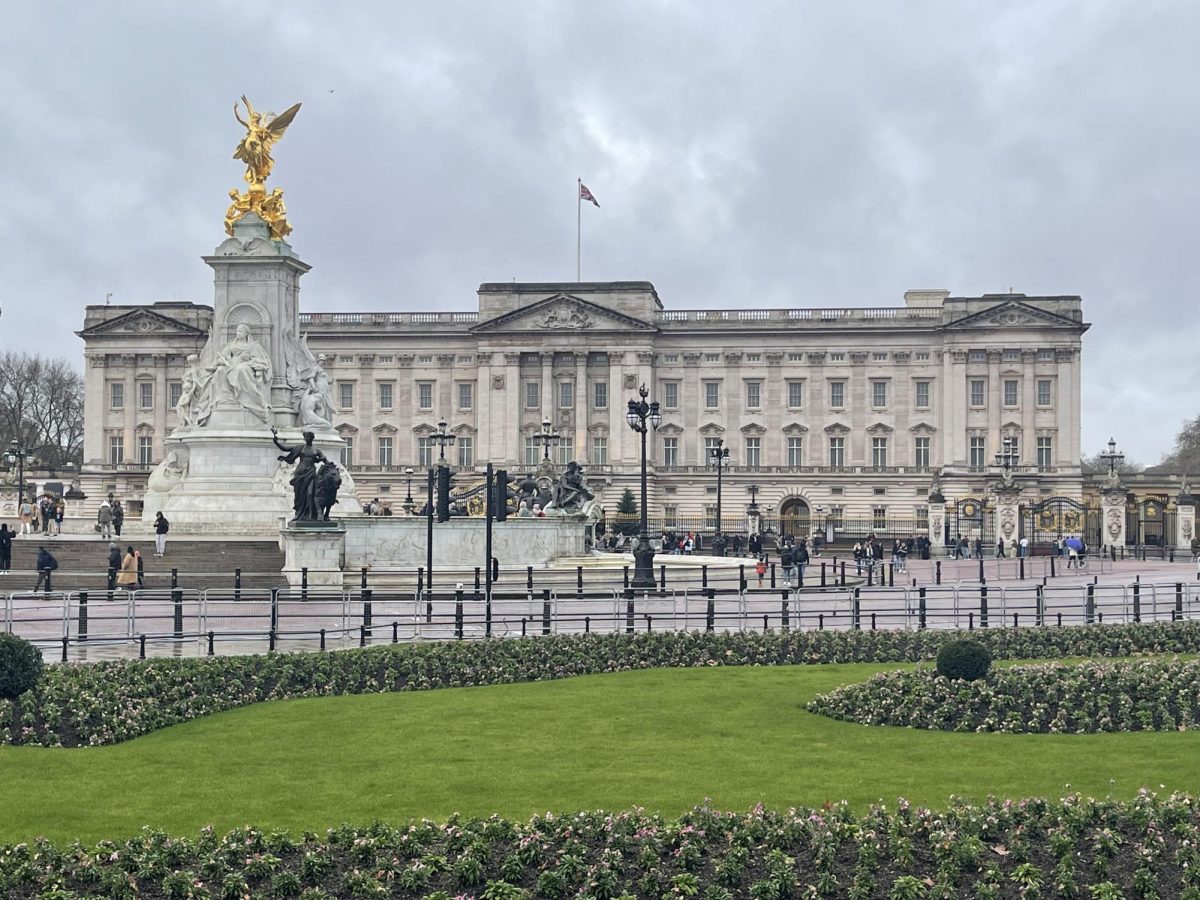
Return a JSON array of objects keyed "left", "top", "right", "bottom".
[{"left": 3, "top": 661, "right": 1199, "bottom": 844}]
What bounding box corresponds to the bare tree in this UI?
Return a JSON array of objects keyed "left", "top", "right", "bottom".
[
  {"left": 0, "top": 352, "right": 84, "bottom": 470},
  {"left": 1158, "top": 416, "right": 1200, "bottom": 473}
]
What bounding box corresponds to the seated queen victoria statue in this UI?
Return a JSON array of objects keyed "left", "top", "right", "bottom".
[{"left": 209, "top": 323, "right": 273, "bottom": 423}]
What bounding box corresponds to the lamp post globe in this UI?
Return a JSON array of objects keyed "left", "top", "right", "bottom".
[
  {"left": 709, "top": 440, "right": 730, "bottom": 557},
  {"left": 626, "top": 384, "right": 660, "bottom": 589}
]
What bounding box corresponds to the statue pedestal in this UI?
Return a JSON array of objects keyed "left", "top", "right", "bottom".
[
  {"left": 992, "top": 488, "right": 1022, "bottom": 551},
  {"left": 282, "top": 523, "right": 346, "bottom": 588},
  {"left": 1100, "top": 489, "right": 1127, "bottom": 550}
]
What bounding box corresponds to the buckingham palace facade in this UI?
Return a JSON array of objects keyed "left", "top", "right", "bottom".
[{"left": 77, "top": 282, "right": 1088, "bottom": 536}]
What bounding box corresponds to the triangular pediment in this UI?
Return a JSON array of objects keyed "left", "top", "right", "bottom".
[
  {"left": 945, "top": 300, "right": 1083, "bottom": 331},
  {"left": 471, "top": 293, "right": 656, "bottom": 334},
  {"left": 77, "top": 308, "right": 208, "bottom": 338}
]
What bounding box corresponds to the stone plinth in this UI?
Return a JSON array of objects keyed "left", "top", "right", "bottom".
[
  {"left": 993, "top": 488, "right": 1022, "bottom": 550},
  {"left": 1175, "top": 496, "right": 1196, "bottom": 550},
  {"left": 1100, "top": 489, "right": 1127, "bottom": 550},
  {"left": 282, "top": 523, "right": 346, "bottom": 588},
  {"left": 344, "top": 516, "right": 591, "bottom": 572}
]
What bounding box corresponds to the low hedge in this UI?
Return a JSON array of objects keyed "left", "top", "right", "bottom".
[
  {"left": 5, "top": 622, "right": 1200, "bottom": 748},
  {"left": 3, "top": 792, "right": 1200, "bottom": 899},
  {"left": 809, "top": 657, "right": 1200, "bottom": 733}
]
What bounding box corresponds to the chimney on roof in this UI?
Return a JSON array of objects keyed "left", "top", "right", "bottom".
[{"left": 903, "top": 289, "right": 949, "bottom": 308}]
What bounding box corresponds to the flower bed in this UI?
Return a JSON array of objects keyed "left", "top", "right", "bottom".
[
  {"left": 5, "top": 622, "right": 1200, "bottom": 748},
  {"left": 808, "top": 658, "right": 1200, "bottom": 733},
  {"left": 3, "top": 792, "right": 1200, "bottom": 899}
]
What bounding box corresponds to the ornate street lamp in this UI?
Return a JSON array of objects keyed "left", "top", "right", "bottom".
[
  {"left": 992, "top": 434, "right": 1019, "bottom": 489},
  {"left": 402, "top": 466, "right": 416, "bottom": 514},
  {"left": 531, "top": 417, "right": 562, "bottom": 463},
  {"left": 709, "top": 438, "right": 731, "bottom": 556},
  {"left": 4, "top": 440, "right": 34, "bottom": 505},
  {"left": 625, "top": 384, "right": 661, "bottom": 588},
  {"left": 432, "top": 420, "right": 456, "bottom": 464},
  {"left": 747, "top": 483, "right": 760, "bottom": 535},
  {"left": 1099, "top": 437, "right": 1125, "bottom": 480}
]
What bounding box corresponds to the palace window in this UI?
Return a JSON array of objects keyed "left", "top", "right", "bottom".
[
  {"left": 871, "top": 437, "right": 888, "bottom": 468},
  {"left": 872, "top": 506, "right": 887, "bottom": 530},
  {"left": 828, "top": 381, "right": 845, "bottom": 408},
  {"left": 830, "top": 353, "right": 845, "bottom": 362},
  {"left": 108, "top": 435, "right": 124, "bottom": 465},
  {"left": 558, "top": 381, "right": 573, "bottom": 409},
  {"left": 590, "top": 436, "right": 607, "bottom": 465},
  {"left": 787, "top": 437, "right": 803, "bottom": 467},
  {"left": 915, "top": 352, "right": 930, "bottom": 361},
  {"left": 1003, "top": 379, "right": 1018, "bottom": 406},
  {"left": 704, "top": 437, "right": 722, "bottom": 460},
  {"left": 745, "top": 437, "right": 761, "bottom": 467},
  {"left": 457, "top": 437, "right": 473, "bottom": 468},
  {"left": 745, "top": 381, "right": 761, "bottom": 409},
  {"left": 138, "top": 382, "right": 154, "bottom": 409},
  {"left": 338, "top": 382, "right": 354, "bottom": 409},
  {"left": 168, "top": 381, "right": 182, "bottom": 409},
  {"left": 417, "top": 437, "right": 433, "bottom": 467},
  {"left": 110, "top": 382, "right": 124, "bottom": 410},
  {"left": 969, "top": 436, "right": 986, "bottom": 468},
  {"left": 787, "top": 380, "right": 804, "bottom": 408},
  {"left": 663, "top": 505, "right": 678, "bottom": 528},
  {"left": 418, "top": 382, "right": 434, "bottom": 410},
  {"left": 458, "top": 382, "right": 473, "bottom": 410},
  {"left": 969, "top": 379, "right": 985, "bottom": 407},
  {"left": 914, "top": 380, "right": 930, "bottom": 408},
  {"left": 378, "top": 383, "right": 393, "bottom": 410},
  {"left": 138, "top": 436, "right": 153, "bottom": 467},
  {"left": 1037, "top": 379, "right": 1052, "bottom": 406},
  {"left": 872, "top": 352, "right": 887, "bottom": 362},
  {"left": 377, "top": 437, "right": 393, "bottom": 467},
  {"left": 663, "top": 381, "right": 679, "bottom": 409},
  {"left": 914, "top": 436, "right": 930, "bottom": 468},
  {"left": 704, "top": 381, "right": 720, "bottom": 409},
  {"left": 828, "top": 436, "right": 845, "bottom": 468},
  {"left": 662, "top": 436, "right": 679, "bottom": 467},
  {"left": 871, "top": 381, "right": 888, "bottom": 408},
  {"left": 340, "top": 437, "right": 354, "bottom": 467},
  {"left": 968, "top": 350, "right": 986, "bottom": 362},
  {"left": 1037, "top": 436, "right": 1053, "bottom": 468},
  {"left": 523, "top": 437, "right": 539, "bottom": 467},
  {"left": 593, "top": 381, "right": 607, "bottom": 409},
  {"left": 524, "top": 381, "right": 540, "bottom": 409}
]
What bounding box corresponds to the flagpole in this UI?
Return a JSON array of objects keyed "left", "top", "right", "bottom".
[{"left": 576, "top": 177, "right": 582, "bottom": 282}]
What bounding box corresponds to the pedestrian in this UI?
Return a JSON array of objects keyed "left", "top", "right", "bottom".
[
  {"left": 895, "top": 538, "right": 907, "bottom": 573},
  {"left": 54, "top": 499, "right": 64, "bottom": 536},
  {"left": 996, "top": 538, "right": 1005, "bottom": 558},
  {"left": 39, "top": 496, "right": 53, "bottom": 535},
  {"left": 112, "top": 500, "right": 124, "bottom": 537},
  {"left": 154, "top": 511, "right": 170, "bottom": 557},
  {"left": 780, "top": 544, "right": 795, "bottom": 588},
  {"left": 0, "top": 524, "right": 11, "bottom": 574},
  {"left": 135, "top": 548, "right": 145, "bottom": 589},
  {"left": 973, "top": 537, "right": 983, "bottom": 560},
  {"left": 796, "top": 538, "right": 810, "bottom": 583},
  {"left": 853, "top": 540, "right": 864, "bottom": 574},
  {"left": 755, "top": 555, "right": 766, "bottom": 588},
  {"left": 33, "top": 545, "right": 58, "bottom": 593},
  {"left": 1067, "top": 539, "right": 1079, "bottom": 569},
  {"left": 116, "top": 546, "right": 138, "bottom": 590},
  {"left": 1019, "top": 536, "right": 1029, "bottom": 558},
  {"left": 18, "top": 497, "right": 33, "bottom": 535},
  {"left": 106, "top": 541, "right": 121, "bottom": 591},
  {"left": 97, "top": 499, "right": 113, "bottom": 540}
]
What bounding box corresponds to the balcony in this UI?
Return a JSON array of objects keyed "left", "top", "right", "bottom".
[{"left": 654, "top": 307, "right": 944, "bottom": 326}]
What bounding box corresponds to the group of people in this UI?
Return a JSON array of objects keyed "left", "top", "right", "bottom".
[
  {"left": 95, "top": 496, "right": 126, "bottom": 540},
  {"left": 851, "top": 534, "right": 916, "bottom": 575},
  {"left": 361, "top": 497, "right": 394, "bottom": 516},
  {"left": 14, "top": 494, "right": 66, "bottom": 536}
]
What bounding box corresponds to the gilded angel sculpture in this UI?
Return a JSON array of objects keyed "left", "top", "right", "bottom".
[{"left": 232, "top": 96, "right": 301, "bottom": 188}]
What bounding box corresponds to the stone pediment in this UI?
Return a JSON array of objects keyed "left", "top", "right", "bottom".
[
  {"left": 77, "top": 308, "right": 208, "bottom": 338},
  {"left": 945, "top": 300, "right": 1083, "bottom": 331},
  {"left": 470, "top": 293, "right": 655, "bottom": 334}
]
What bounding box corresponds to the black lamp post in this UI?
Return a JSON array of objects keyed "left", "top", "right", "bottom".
[
  {"left": 432, "top": 420, "right": 457, "bottom": 464},
  {"left": 531, "top": 417, "right": 562, "bottom": 463},
  {"left": 626, "top": 384, "right": 661, "bottom": 588},
  {"left": 1099, "top": 437, "right": 1125, "bottom": 479},
  {"left": 402, "top": 466, "right": 416, "bottom": 514},
  {"left": 4, "top": 440, "right": 33, "bottom": 505},
  {"left": 747, "top": 483, "right": 760, "bottom": 537},
  {"left": 994, "top": 435, "right": 1018, "bottom": 473},
  {"left": 709, "top": 439, "right": 731, "bottom": 556}
]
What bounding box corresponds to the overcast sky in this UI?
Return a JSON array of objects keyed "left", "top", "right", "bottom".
[{"left": 1, "top": 1, "right": 1196, "bottom": 464}]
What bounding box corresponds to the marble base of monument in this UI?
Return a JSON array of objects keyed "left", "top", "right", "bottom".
[{"left": 282, "top": 523, "right": 346, "bottom": 588}]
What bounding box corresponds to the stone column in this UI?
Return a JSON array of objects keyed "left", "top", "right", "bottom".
[
  {"left": 540, "top": 353, "right": 552, "bottom": 426},
  {"left": 1100, "top": 487, "right": 1127, "bottom": 551},
  {"left": 993, "top": 486, "right": 1021, "bottom": 552},
  {"left": 575, "top": 352, "right": 588, "bottom": 461},
  {"left": 504, "top": 352, "right": 521, "bottom": 466},
  {"left": 1174, "top": 487, "right": 1195, "bottom": 551},
  {"left": 153, "top": 354, "right": 168, "bottom": 461},
  {"left": 123, "top": 356, "right": 136, "bottom": 463},
  {"left": 476, "top": 352, "right": 493, "bottom": 463}
]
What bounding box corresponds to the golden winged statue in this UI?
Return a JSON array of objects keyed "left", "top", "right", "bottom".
[{"left": 226, "top": 95, "right": 301, "bottom": 240}]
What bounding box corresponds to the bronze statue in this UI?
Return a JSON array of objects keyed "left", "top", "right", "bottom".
[
  {"left": 271, "top": 427, "right": 328, "bottom": 523},
  {"left": 549, "top": 461, "right": 593, "bottom": 513}
]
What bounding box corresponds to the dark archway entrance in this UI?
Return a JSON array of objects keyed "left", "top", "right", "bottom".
[{"left": 779, "top": 497, "right": 811, "bottom": 540}]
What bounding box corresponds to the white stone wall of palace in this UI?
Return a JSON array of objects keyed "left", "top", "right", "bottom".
[{"left": 76, "top": 284, "right": 1088, "bottom": 526}]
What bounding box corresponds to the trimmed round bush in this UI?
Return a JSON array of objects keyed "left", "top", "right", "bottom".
[
  {"left": 0, "top": 633, "right": 44, "bottom": 700},
  {"left": 935, "top": 638, "right": 991, "bottom": 681}
]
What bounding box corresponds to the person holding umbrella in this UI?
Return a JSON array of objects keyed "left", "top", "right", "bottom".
[{"left": 1065, "top": 536, "right": 1085, "bottom": 569}]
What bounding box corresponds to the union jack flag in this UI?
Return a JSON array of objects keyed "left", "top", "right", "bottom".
[{"left": 579, "top": 182, "right": 599, "bottom": 207}]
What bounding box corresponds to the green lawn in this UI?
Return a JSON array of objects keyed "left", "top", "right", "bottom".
[{"left": 3, "top": 661, "right": 1199, "bottom": 844}]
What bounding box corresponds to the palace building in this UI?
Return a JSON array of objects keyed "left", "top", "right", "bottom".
[{"left": 77, "top": 281, "right": 1088, "bottom": 539}]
